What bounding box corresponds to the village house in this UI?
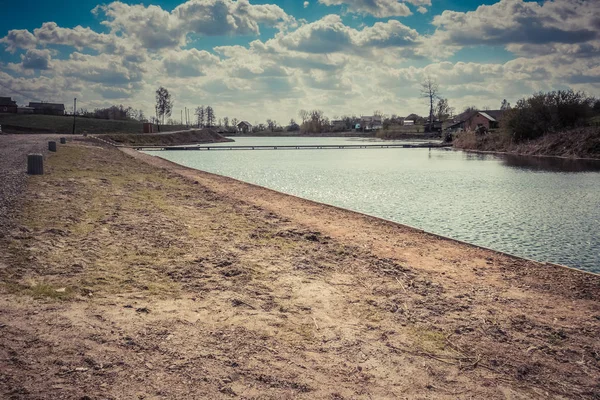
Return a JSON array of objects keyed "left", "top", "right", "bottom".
[
  {"left": 237, "top": 120, "right": 252, "bottom": 134},
  {"left": 0, "top": 97, "right": 18, "bottom": 114},
  {"left": 28, "top": 102, "right": 66, "bottom": 116},
  {"left": 447, "top": 110, "right": 504, "bottom": 132},
  {"left": 360, "top": 115, "right": 383, "bottom": 131},
  {"left": 331, "top": 119, "right": 346, "bottom": 131}
]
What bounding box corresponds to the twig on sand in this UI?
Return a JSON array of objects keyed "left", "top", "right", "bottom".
[
  {"left": 231, "top": 298, "right": 256, "bottom": 309},
  {"left": 395, "top": 277, "right": 407, "bottom": 292},
  {"left": 312, "top": 317, "right": 319, "bottom": 330}
]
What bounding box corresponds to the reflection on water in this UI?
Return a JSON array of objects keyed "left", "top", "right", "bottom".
[
  {"left": 149, "top": 137, "right": 600, "bottom": 273},
  {"left": 501, "top": 154, "right": 600, "bottom": 172}
]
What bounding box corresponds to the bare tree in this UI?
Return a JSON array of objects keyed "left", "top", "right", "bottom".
[
  {"left": 231, "top": 118, "right": 238, "bottom": 128},
  {"left": 420, "top": 76, "right": 440, "bottom": 125},
  {"left": 195, "top": 106, "right": 205, "bottom": 128},
  {"left": 501, "top": 99, "right": 511, "bottom": 111},
  {"left": 299, "top": 109, "right": 309, "bottom": 124},
  {"left": 206, "top": 106, "right": 215, "bottom": 127},
  {"left": 223, "top": 117, "right": 229, "bottom": 128},
  {"left": 155, "top": 87, "right": 173, "bottom": 126}
]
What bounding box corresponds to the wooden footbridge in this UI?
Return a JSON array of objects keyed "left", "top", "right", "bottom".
[{"left": 137, "top": 142, "right": 451, "bottom": 151}]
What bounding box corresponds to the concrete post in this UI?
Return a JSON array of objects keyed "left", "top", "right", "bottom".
[{"left": 27, "top": 154, "right": 43, "bottom": 175}]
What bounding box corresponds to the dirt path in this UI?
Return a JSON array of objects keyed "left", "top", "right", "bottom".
[
  {"left": 0, "top": 142, "right": 598, "bottom": 399},
  {"left": 0, "top": 134, "right": 64, "bottom": 235}
]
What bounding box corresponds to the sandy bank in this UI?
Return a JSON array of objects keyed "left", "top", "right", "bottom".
[
  {"left": 0, "top": 141, "right": 599, "bottom": 399},
  {"left": 99, "top": 128, "right": 233, "bottom": 147}
]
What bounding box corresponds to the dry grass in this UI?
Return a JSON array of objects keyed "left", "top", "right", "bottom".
[
  {"left": 454, "top": 126, "right": 600, "bottom": 158},
  {"left": 99, "top": 128, "right": 233, "bottom": 146}
]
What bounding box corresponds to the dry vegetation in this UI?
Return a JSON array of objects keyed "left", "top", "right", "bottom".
[
  {"left": 454, "top": 126, "right": 600, "bottom": 159},
  {"left": 98, "top": 128, "right": 233, "bottom": 146},
  {"left": 0, "top": 142, "right": 599, "bottom": 399},
  {"left": 0, "top": 114, "right": 203, "bottom": 136}
]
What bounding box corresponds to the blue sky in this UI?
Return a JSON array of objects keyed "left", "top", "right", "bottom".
[{"left": 0, "top": 0, "right": 598, "bottom": 123}]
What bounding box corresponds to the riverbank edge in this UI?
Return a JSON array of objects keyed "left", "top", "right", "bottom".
[
  {"left": 124, "top": 147, "right": 599, "bottom": 277},
  {"left": 453, "top": 147, "right": 600, "bottom": 161}
]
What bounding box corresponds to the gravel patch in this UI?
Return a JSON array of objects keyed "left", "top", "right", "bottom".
[{"left": 0, "top": 134, "right": 60, "bottom": 234}]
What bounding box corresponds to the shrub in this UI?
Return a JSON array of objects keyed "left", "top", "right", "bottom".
[{"left": 505, "top": 90, "right": 594, "bottom": 142}]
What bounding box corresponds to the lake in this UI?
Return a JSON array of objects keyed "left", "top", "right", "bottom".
[{"left": 148, "top": 137, "right": 600, "bottom": 273}]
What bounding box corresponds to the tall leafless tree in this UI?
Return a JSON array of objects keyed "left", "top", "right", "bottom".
[
  {"left": 298, "top": 109, "right": 309, "bottom": 125},
  {"left": 420, "top": 76, "right": 439, "bottom": 126}
]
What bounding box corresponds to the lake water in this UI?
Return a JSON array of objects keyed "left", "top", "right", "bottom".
[{"left": 148, "top": 137, "right": 600, "bottom": 273}]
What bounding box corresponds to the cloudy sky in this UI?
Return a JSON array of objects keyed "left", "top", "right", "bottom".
[{"left": 1, "top": 0, "right": 599, "bottom": 123}]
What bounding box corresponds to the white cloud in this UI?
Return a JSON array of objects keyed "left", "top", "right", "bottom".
[
  {"left": 93, "top": 0, "right": 291, "bottom": 50},
  {"left": 162, "top": 49, "right": 220, "bottom": 78},
  {"left": 1, "top": 0, "right": 599, "bottom": 123},
  {"left": 274, "top": 15, "right": 420, "bottom": 55},
  {"left": 0, "top": 29, "right": 37, "bottom": 53},
  {"left": 304, "top": 1, "right": 310, "bottom": 8},
  {"left": 431, "top": 0, "right": 599, "bottom": 49},
  {"left": 417, "top": 6, "right": 427, "bottom": 13},
  {"left": 317, "top": 0, "right": 412, "bottom": 18},
  {"left": 21, "top": 49, "right": 52, "bottom": 70}
]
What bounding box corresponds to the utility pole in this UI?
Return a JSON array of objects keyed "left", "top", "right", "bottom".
[
  {"left": 181, "top": 110, "right": 183, "bottom": 125},
  {"left": 72, "top": 98, "right": 77, "bottom": 135}
]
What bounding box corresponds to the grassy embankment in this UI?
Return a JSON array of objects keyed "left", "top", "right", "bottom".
[
  {"left": 376, "top": 125, "right": 441, "bottom": 140},
  {"left": 99, "top": 129, "right": 233, "bottom": 146},
  {"left": 0, "top": 114, "right": 232, "bottom": 146},
  {"left": 454, "top": 126, "right": 600, "bottom": 159},
  {"left": 0, "top": 113, "right": 188, "bottom": 135}
]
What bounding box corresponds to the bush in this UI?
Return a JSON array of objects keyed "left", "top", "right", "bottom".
[{"left": 505, "top": 90, "right": 594, "bottom": 142}]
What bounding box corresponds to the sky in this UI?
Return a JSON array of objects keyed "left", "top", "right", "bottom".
[{"left": 1, "top": 0, "right": 599, "bottom": 124}]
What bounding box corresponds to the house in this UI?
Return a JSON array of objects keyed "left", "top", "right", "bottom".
[
  {"left": 447, "top": 110, "right": 504, "bottom": 132},
  {"left": 331, "top": 120, "right": 346, "bottom": 131},
  {"left": 0, "top": 97, "right": 18, "bottom": 113},
  {"left": 360, "top": 115, "right": 383, "bottom": 131},
  {"left": 28, "top": 102, "right": 65, "bottom": 116},
  {"left": 425, "top": 120, "right": 443, "bottom": 133},
  {"left": 466, "top": 110, "right": 503, "bottom": 131},
  {"left": 237, "top": 121, "right": 252, "bottom": 134},
  {"left": 403, "top": 120, "right": 414, "bottom": 126},
  {"left": 17, "top": 107, "right": 35, "bottom": 114}
]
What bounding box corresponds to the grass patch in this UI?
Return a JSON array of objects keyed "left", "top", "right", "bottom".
[
  {"left": 2, "top": 281, "right": 75, "bottom": 300},
  {"left": 408, "top": 326, "right": 448, "bottom": 353}
]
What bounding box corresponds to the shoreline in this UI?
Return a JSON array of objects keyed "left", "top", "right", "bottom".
[
  {"left": 453, "top": 146, "right": 600, "bottom": 161},
  {"left": 1, "top": 138, "right": 599, "bottom": 399},
  {"left": 131, "top": 148, "right": 598, "bottom": 277}
]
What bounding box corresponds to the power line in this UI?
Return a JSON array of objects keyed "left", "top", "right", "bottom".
[{"left": 0, "top": 80, "right": 34, "bottom": 99}]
